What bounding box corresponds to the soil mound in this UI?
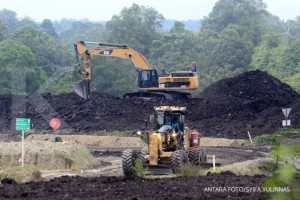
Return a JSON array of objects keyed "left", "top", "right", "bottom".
[
  {"left": 198, "top": 70, "right": 298, "bottom": 108},
  {"left": 0, "top": 142, "right": 96, "bottom": 170},
  {"left": 0, "top": 70, "right": 299, "bottom": 139},
  {"left": 192, "top": 70, "right": 300, "bottom": 138}
]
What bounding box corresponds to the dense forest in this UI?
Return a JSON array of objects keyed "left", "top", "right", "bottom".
[{"left": 0, "top": 0, "right": 299, "bottom": 97}]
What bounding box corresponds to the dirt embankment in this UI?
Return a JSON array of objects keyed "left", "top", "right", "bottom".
[
  {"left": 0, "top": 142, "right": 96, "bottom": 170},
  {"left": 0, "top": 70, "right": 299, "bottom": 139},
  {"left": 26, "top": 134, "right": 147, "bottom": 149}
]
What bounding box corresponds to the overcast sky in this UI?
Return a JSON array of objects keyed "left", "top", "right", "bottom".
[{"left": 0, "top": 0, "right": 299, "bottom": 22}]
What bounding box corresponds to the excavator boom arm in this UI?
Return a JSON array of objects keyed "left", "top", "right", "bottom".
[{"left": 75, "top": 41, "right": 152, "bottom": 77}]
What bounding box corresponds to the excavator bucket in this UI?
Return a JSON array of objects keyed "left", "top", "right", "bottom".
[{"left": 74, "top": 79, "right": 90, "bottom": 99}]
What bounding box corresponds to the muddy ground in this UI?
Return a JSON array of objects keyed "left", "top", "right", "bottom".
[
  {"left": 0, "top": 70, "right": 299, "bottom": 139},
  {"left": 0, "top": 172, "right": 270, "bottom": 200},
  {"left": 0, "top": 137, "right": 274, "bottom": 200}
]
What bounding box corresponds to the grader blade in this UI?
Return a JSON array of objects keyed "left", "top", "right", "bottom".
[{"left": 143, "top": 164, "right": 173, "bottom": 175}]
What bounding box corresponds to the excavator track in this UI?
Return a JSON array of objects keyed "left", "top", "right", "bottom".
[{"left": 123, "top": 91, "right": 191, "bottom": 100}]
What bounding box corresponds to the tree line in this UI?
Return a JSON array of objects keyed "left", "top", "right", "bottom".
[{"left": 0, "top": 0, "right": 299, "bottom": 97}]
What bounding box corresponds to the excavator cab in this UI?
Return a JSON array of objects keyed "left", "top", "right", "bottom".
[{"left": 138, "top": 69, "right": 159, "bottom": 88}]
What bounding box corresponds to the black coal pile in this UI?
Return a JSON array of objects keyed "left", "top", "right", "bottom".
[
  {"left": 0, "top": 70, "right": 299, "bottom": 139},
  {"left": 193, "top": 70, "right": 300, "bottom": 138},
  {"left": 0, "top": 92, "right": 159, "bottom": 134}
]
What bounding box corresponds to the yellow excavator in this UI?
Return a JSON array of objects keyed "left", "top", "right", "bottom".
[{"left": 74, "top": 41, "right": 199, "bottom": 99}]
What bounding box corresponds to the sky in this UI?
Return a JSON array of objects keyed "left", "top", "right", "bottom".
[{"left": 0, "top": 0, "right": 299, "bottom": 22}]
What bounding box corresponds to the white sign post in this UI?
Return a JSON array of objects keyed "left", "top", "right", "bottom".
[
  {"left": 16, "top": 118, "right": 31, "bottom": 167},
  {"left": 282, "top": 108, "right": 291, "bottom": 127}
]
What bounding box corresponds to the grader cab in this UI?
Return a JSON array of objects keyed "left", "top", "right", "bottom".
[{"left": 122, "top": 106, "right": 207, "bottom": 177}]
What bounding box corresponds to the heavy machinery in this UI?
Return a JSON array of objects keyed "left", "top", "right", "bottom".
[
  {"left": 74, "top": 41, "right": 199, "bottom": 100},
  {"left": 122, "top": 106, "right": 207, "bottom": 176}
]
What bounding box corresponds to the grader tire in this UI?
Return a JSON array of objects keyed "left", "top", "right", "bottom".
[
  {"left": 139, "top": 147, "right": 148, "bottom": 163},
  {"left": 201, "top": 148, "right": 207, "bottom": 163},
  {"left": 188, "top": 148, "right": 201, "bottom": 165},
  {"left": 122, "top": 149, "right": 137, "bottom": 178},
  {"left": 171, "top": 150, "right": 190, "bottom": 173},
  {"left": 189, "top": 148, "right": 207, "bottom": 165}
]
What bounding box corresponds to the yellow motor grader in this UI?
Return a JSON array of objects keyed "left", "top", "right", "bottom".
[{"left": 122, "top": 106, "right": 207, "bottom": 176}]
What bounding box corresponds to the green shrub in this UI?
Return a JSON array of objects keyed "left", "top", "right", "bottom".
[
  {"left": 254, "top": 128, "right": 300, "bottom": 145},
  {"left": 134, "top": 159, "right": 146, "bottom": 178},
  {"left": 56, "top": 152, "right": 73, "bottom": 169}
]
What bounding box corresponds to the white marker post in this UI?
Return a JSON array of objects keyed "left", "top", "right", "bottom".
[
  {"left": 247, "top": 131, "right": 253, "bottom": 144},
  {"left": 212, "top": 155, "right": 216, "bottom": 172},
  {"left": 16, "top": 118, "right": 31, "bottom": 167},
  {"left": 22, "top": 130, "right": 25, "bottom": 167}
]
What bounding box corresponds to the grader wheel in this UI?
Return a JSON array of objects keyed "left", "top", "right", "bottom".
[
  {"left": 122, "top": 149, "right": 137, "bottom": 178},
  {"left": 139, "top": 147, "right": 148, "bottom": 163},
  {"left": 171, "top": 150, "right": 190, "bottom": 173},
  {"left": 201, "top": 148, "right": 207, "bottom": 163},
  {"left": 188, "top": 148, "right": 207, "bottom": 165}
]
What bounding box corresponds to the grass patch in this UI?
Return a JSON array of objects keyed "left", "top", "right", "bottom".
[
  {"left": 79, "top": 146, "right": 94, "bottom": 161},
  {"left": 24, "top": 129, "right": 38, "bottom": 138},
  {"left": 257, "top": 159, "right": 277, "bottom": 173},
  {"left": 146, "top": 174, "right": 178, "bottom": 179},
  {"left": 55, "top": 152, "right": 73, "bottom": 169},
  {"left": 78, "top": 146, "right": 98, "bottom": 168},
  {"left": 107, "top": 131, "right": 128, "bottom": 136},
  {"left": 254, "top": 128, "right": 300, "bottom": 145},
  {"left": 0, "top": 164, "right": 41, "bottom": 183},
  {"left": 134, "top": 159, "right": 146, "bottom": 178},
  {"left": 178, "top": 165, "right": 206, "bottom": 176},
  {"left": 0, "top": 170, "right": 4, "bottom": 180}
]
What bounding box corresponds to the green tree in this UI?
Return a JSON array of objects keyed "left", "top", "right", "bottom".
[
  {"left": 12, "top": 25, "right": 72, "bottom": 77},
  {"left": 150, "top": 21, "right": 201, "bottom": 72},
  {"left": 105, "top": 4, "right": 164, "bottom": 56},
  {"left": 59, "top": 21, "right": 105, "bottom": 46},
  {"left": 44, "top": 70, "right": 75, "bottom": 94},
  {"left": 0, "top": 40, "right": 46, "bottom": 94},
  {"left": 202, "top": 0, "right": 267, "bottom": 45},
  {"left": 196, "top": 0, "right": 270, "bottom": 87},
  {"left": 40, "top": 19, "right": 58, "bottom": 37},
  {"left": 212, "top": 24, "right": 253, "bottom": 70},
  {"left": 289, "top": 16, "right": 300, "bottom": 38},
  {"left": 91, "top": 58, "right": 138, "bottom": 97},
  {"left": 0, "top": 9, "right": 19, "bottom": 33},
  {"left": 0, "top": 19, "right": 8, "bottom": 41},
  {"left": 170, "top": 21, "right": 186, "bottom": 33}
]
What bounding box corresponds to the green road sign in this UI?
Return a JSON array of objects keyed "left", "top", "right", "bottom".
[{"left": 16, "top": 118, "right": 31, "bottom": 131}]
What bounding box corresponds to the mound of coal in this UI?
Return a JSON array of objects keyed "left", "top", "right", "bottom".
[
  {"left": 193, "top": 70, "right": 300, "bottom": 138},
  {"left": 0, "top": 70, "right": 299, "bottom": 139},
  {"left": 0, "top": 92, "right": 159, "bottom": 134},
  {"left": 198, "top": 70, "right": 298, "bottom": 107}
]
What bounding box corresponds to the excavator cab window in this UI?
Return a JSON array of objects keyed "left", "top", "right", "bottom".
[{"left": 139, "top": 69, "right": 159, "bottom": 88}]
